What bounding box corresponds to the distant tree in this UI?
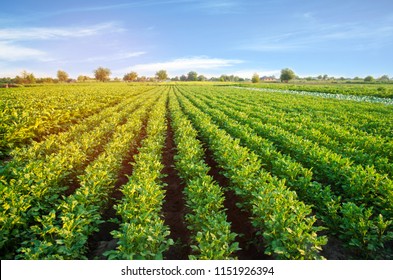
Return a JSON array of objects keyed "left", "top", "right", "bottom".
[
  {"left": 251, "top": 73, "right": 260, "bottom": 83},
  {"left": 155, "top": 70, "right": 168, "bottom": 81},
  {"left": 37, "top": 77, "right": 55, "bottom": 83},
  {"left": 378, "top": 75, "right": 390, "bottom": 82},
  {"left": 322, "top": 74, "right": 329, "bottom": 80},
  {"left": 187, "top": 71, "right": 198, "bottom": 81},
  {"left": 94, "top": 67, "right": 111, "bottom": 82},
  {"left": 15, "top": 71, "right": 36, "bottom": 84},
  {"left": 198, "top": 75, "right": 206, "bottom": 81},
  {"left": 57, "top": 70, "right": 69, "bottom": 82},
  {"left": 364, "top": 76, "right": 374, "bottom": 82},
  {"left": 220, "top": 74, "right": 230, "bottom": 82},
  {"left": 138, "top": 76, "right": 147, "bottom": 82},
  {"left": 77, "top": 75, "right": 91, "bottom": 82},
  {"left": 123, "top": 71, "right": 138, "bottom": 82},
  {"left": 280, "top": 68, "right": 295, "bottom": 83},
  {"left": 171, "top": 76, "right": 180, "bottom": 81},
  {"left": 180, "top": 74, "right": 187, "bottom": 81}
]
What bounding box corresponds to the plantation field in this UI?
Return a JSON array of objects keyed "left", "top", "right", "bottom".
[
  {"left": 236, "top": 82, "right": 393, "bottom": 99},
  {"left": 0, "top": 83, "right": 392, "bottom": 260}
]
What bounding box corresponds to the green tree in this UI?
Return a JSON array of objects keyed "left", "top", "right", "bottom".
[
  {"left": 280, "top": 68, "right": 295, "bottom": 83},
  {"left": 198, "top": 75, "right": 206, "bottom": 81},
  {"left": 94, "top": 67, "right": 111, "bottom": 82},
  {"left": 187, "top": 71, "right": 198, "bottom": 81},
  {"left": 15, "top": 71, "right": 36, "bottom": 84},
  {"left": 251, "top": 73, "right": 260, "bottom": 83},
  {"left": 123, "top": 71, "right": 138, "bottom": 82},
  {"left": 155, "top": 70, "right": 168, "bottom": 81},
  {"left": 77, "top": 75, "right": 91, "bottom": 82},
  {"left": 364, "top": 76, "right": 374, "bottom": 82},
  {"left": 220, "top": 74, "right": 229, "bottom": 82},
  {"left": 57, "top": 70, "right": 69, "bottom": 82},
  {"left": 378, "top": 75, "right": 390, "bottom": 82}
]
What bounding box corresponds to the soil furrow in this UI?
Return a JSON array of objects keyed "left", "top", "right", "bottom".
[
  {"left": 202, "top": 144, "right": 273, "bottom": 260},
  {"left": 162, "top": 111, "right": 191, "bottom": 260}
]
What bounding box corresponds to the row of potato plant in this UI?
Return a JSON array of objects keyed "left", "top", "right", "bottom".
[
  {"left": 216, "top": 93, "right": 393, "bottom": 219},
  {"left": 233, "top": 86, "right": 393, "bottom": 105},
  {"left": 105, "top": 90, "right": 173, "bottom": 260},
  {"left": 234, "top": 82, "right": 393, "bottom": 99},
  {"left": 0, "top": 84, "right": 133, "bottom": 157},
  {"left": 168, "top": 89, "right": 239, "bottom": 259},
  {"left": 15, "top": 91, "right": 159, "bottom": 259},
  {"left": 6, "top": 86, "right": 151, "bottom": 166},
  {"left": 175, "top": 88, "right": 326, "bottom": 260},
  {"left": 182, "top": 87, "right": 392, "bottom": 258},
  {"left": 227, "top": 86, "right": 392, "bottom": 143},
  {"left": 217, "top": 88, "right": 393, "bottom": 176},
  {"left": 238, "top": 87, "right": 393, "bottom": 145},
  {"left": 202, "top": 86, "right": 393, "bottom": 252},
  {"left": 0, "top": 89, "right": 153, "bottom": 258}
]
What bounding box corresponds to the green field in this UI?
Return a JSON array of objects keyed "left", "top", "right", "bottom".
[{"left": 1, "top": 83, "right": 392, "bottom": 260}]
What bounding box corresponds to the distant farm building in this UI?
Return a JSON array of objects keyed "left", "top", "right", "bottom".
[{"left": 260, "top": 76, "right": 277, "bottom": 81}]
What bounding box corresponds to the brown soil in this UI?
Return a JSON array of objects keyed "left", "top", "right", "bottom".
[
  {"left": 202, "top": 146, "right": 273, "bottom": 260},
  {"left": 161, "top": 113, "right": 191, "bottom": 260}
]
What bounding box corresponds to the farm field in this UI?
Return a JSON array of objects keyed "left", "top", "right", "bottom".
[
  {"left": 0, "top": 83, "right": 392, "bottom": 260},
  {"left": 236, "top": 82, "right": 393, "bottom": 99}
]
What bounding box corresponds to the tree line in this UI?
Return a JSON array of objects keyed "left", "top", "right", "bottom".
[{"left": 1, "top": 67, "right": 391, "bottom": 86}]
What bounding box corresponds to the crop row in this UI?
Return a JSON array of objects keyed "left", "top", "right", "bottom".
[
  {"left": 230, "top": 86, "right": 392, "bottom": 143},
  {"left": 5, "top": 89, "right": 148, "bottom": 169},
  {"left": 179, "top": 86, "right": 393, "bottom": 258},
  {"left": 15, "top": 90, "right": 159, "bottom": 259},
  {"left": 175, "top": 87, "right": 327, "bottom": 260},
  {"left": 0, "top": 86, "right": 161, "bottom": 258},
  {"left": 235, "top": 83, "right": 393, "bottom": 99},
  {"left": 223, "top": 87, "right": 393, "bottom": 169},
  {"left": 227, "top": 86, "right": 393, "bottom": 140},
  {"left": 0, "top": 84, "right": 152, "bottom": 158},
  {"left": 200, "top": 89, "right": 393, "bottom": 219},
  {"left": 168, "top": 88, "right": 239, "bottom": 259},
  {"left": 106, "top": 89, "right": 172, "bottom": 260}
]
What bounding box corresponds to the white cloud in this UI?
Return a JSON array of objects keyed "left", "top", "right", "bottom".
[
  {"left": 0, "top": 22, "right": 126, "bottom": 63},
  {"left": 85, "top": 51, "right": 147, "bottom": 62},
  {"left": 0, "top": 41, "right": 49, "bottom": 61},
  {"left": 118, "top": 56, "right": 243, "bottom": 76},
  {"left": 0, "top": 22, "right": 124, "bottom": 41},
  {"left": 239, "top": 18, "right": 393, "bottom": 52}
]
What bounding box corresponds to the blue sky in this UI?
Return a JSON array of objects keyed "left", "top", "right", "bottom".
[{"left": 0, "top": 0, "right": 392, "bottom": 79}]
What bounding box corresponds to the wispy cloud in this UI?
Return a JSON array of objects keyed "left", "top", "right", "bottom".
[
  {"left": 194, "top": 0, "right": 241, "bottom": 14},
  {"left": 0, "top": 22, "right": 126, "bottom": 63},
  {"left": 0, "top": 22, "right": 124, "bottom": 41},
  {"left": 26, "top": 0, "right": 242, "bottom": 19},
  {"left": 12, "top": 0, "right": 194, "bottom": 20},
  {"left": 239, "top": 16, "right": 393, "bottom": 52},
  {"left": 0, "top": 41, "right": 49, "bottom": 61},
  {"left": 84, "top": 51, "right": 147, "bottom": 63},
  {"left": 117, "top": 56, "right": 243, "bottom": 76}
]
